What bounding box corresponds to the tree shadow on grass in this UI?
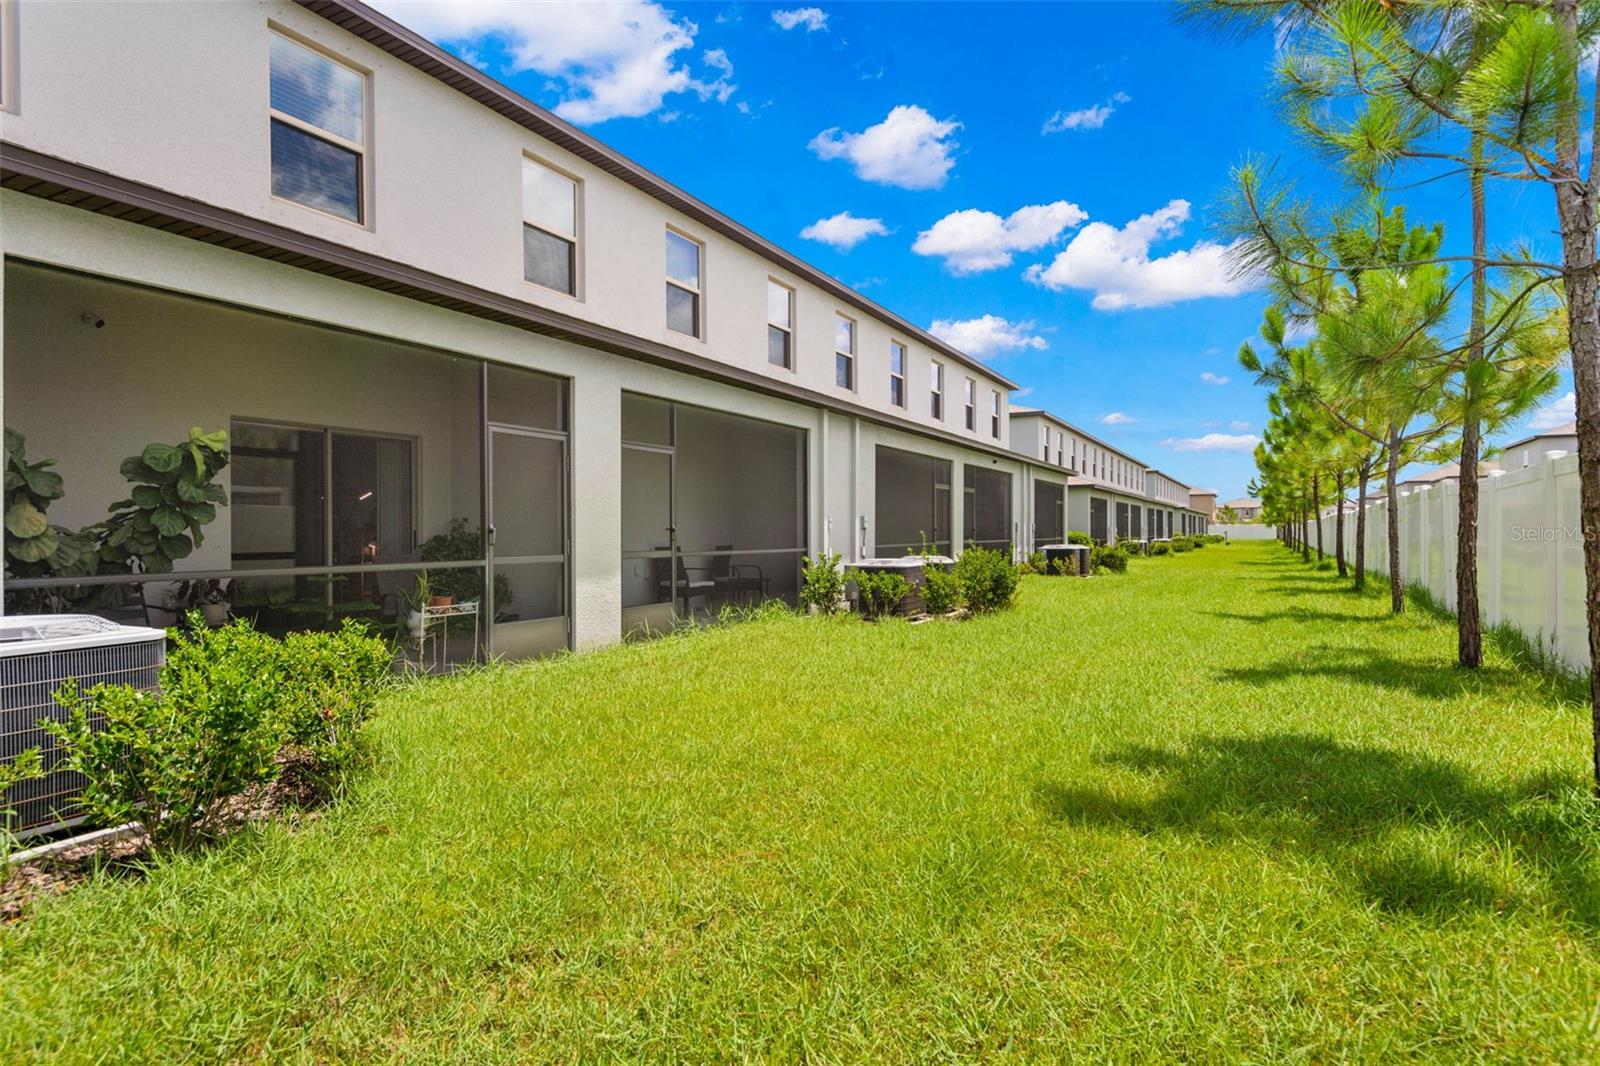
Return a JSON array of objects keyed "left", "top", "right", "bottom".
[
  {"left": 1036, "top": 733, "right": 1600, "bottom": 928},
  {"left": 1205, "top": 609, "right": 1388, "bottom": 627},
  {"left": 1215, "top": 645, "right": 1536, "bottom": 701}
]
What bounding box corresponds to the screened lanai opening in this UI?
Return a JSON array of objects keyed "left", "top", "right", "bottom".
[
  {"left": 962, "top": 464, "right": 1013, "bottom": 554},
  {"left": 876, "top": 446, "right": 952, "bottom": 555},
  {"left": 1033, "top": 480, "right": 1065, "bottom": 545},
  {"left": 621, "top": 394, "right": 806, "bottom": 637},
  {"left": 1090, "top": 497, "right": 1110, "bottom": 544},
  {"left": 1116, "top": 502, "right": 1131, "bottom": 540},
  {"left": 2, "top": 262, "right": 571, "bottom": 666},
  {"left": 1131, "top": 504, "right": 1143, "bottom": 540}
]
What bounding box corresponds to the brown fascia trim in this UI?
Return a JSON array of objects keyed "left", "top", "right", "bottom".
[
  {"left": 294, "top": 0, "right": 1017, "bottom": 392},
  {"left": 0, "top": 142, "right": 1028, "bottom": 463}
]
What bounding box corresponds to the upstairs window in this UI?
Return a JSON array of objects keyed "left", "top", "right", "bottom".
[
  {"left": 990, "top": 391, "right": 1001, "bottom": 439},
  {"left": 269, "top": 32, "right": 366, "bottom": 223},
  {"left": 963, "top": 378, "right": 976, "bottom": 431},
  {"left": 835, "top": 315, "right": 856, "bottom": 389},
  {"left": 767, "top": 280, "right": 793, "bottom": 368},
  {"left": 931, "top": 362, "right": 945, "bottom": 419},
  {"left": 523, "top": 157, "right": 578, "bottom": 296},
  {"left": 666, "top": 229, "right": 703, "bottom": 338},
  {"left": 1042, "top": 426, "right": 1051, "bottom": 461},
  {"left": 889, "top": 342, "right": 907, "bottom": 407}
]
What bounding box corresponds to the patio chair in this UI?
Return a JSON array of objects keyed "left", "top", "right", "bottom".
[
  {"left": 654, "top": 548, "right": 716, "bottom": 616},
  {"left": 708, "top": 545, "right": 769, "bottom": 605}
]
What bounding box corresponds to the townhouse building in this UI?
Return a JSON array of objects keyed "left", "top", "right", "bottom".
[{"left": 0, "top": 0, "right": 1205, "bottom": 661}]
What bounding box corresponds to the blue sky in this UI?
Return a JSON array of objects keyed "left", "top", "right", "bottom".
[{"left": 376, "top": 1, "right": 1578, "bottom": 501}]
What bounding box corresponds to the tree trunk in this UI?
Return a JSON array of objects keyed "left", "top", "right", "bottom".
[
  {"left": 1313, "top": 473, "right": 1324, "bottom": 561},
  {"left": 1552, "top": 0, "right": 1600, "bottom": 793},
  {"left": 1335, "top": 472, "right": 1347, "bottom": 578},
  {"left": 1386, "top": 430, "right": 1404, "bottom": 614},
  {"left": 1458, "top": 135, "right": 1487, "bottom": 669},
  {"left": 1302, "top": 504, "right": 1310, "bottom": 563},
  {"left": 1355, "top": 465, "right": 1369, "bottom": 590}
]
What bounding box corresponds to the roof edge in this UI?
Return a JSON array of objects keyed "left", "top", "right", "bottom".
[{"left": 296, "top": 0, "right": 1019, "bottom": 390}]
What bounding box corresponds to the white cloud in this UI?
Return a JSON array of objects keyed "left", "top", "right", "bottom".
[
  {"left": 799, "top": 211, "right": 889, "bottom": 251},
  {"left": 772, "top": 7, "right": 828, "bottom": 31},
  {"left": 1200, "top": 371, "right": 1231, "bottom": 385},
  {"left": 1529, "top": 390, "right": 1576, "bottom": 431},
  {"left": 927, "top": 315, "right": 1049, "bottom": 359},
  {"left": 810, "top": 105, "right": 960, "bottom": 190},
  {"left": 1042, "top": 91, "right": 1129, "bottom": 134},
  {"left": 912, "top": 201, "right": 1088, "bottom": 275},
  {"left": 1101, "top": 412, "right": 1137, "bottom": 425},
  {"left": 1229, "top": 420, "right": 1252, "bottom": 431},
  {"left": 1161, "top": 433, "right": 1261, "bottom": 453},
  {"left": 371, "top": 0, "right": 735, "bottom": 124},
  {"left": 1023, "top": 199, "right": 1258, "bottom": 310}
]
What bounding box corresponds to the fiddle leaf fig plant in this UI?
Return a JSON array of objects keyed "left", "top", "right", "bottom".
[
  {"left": 4, "top": 428, "right": 100, "bottom": 578},
  {"left": 99, "top": 427, "right": 229, "bottom": 574}
]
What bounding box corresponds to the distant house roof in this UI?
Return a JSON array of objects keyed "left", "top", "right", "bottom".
[
  {"left": 1503, "top": 421, "right": 1578, "bottom": 451},
  {"left": 1399, "top": 460, "right": 1502, "bottom": 487},
  {"left": 1224, "top": 498, "right": 1261, "bottom": 509}
]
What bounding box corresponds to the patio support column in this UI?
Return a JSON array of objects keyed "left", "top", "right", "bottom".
[{"left": 569, "top": 372, "right": 622, "bottom": 651}]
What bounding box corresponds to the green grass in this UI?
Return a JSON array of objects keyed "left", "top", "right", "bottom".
[{"left": 3, "top": 541, "right": 1598, "bottom": 1061}]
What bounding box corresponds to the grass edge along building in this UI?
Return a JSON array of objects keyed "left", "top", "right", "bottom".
[{"left": 0, "top": 0, "right": 1209, "bottom": 663}]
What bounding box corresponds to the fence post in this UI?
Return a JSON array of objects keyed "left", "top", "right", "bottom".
[
  {"left": 1484, "top": 470, "right": 1504, "bottom": 627},
  {"left": 1544, "top": 452, "right": 1567, "bottom": 653}
]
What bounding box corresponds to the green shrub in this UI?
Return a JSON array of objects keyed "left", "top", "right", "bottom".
[
  {"left": 0, "top": 748, "right": 43, "bottom": 858},
  {"left": 1066, "top": 530, "right": 1093, "bottom": 547},
  {"left": 1171, "top": 537, "right": 1193, "bottom": 553},
  {"left": 1090, "top": 544, "right": 1129, "bottom": 574},
  {"left": 848, "top": 569, "right": 911, "bottom": 619},
  {"left": 46, "top": 616, "right": 284, "bottom": 851},
  {"left": 1149, "top": 541, "right": 1172, "bottom": 557},
  {"left": 1049, "top": 557, "right": 1076, "bottom": 577},
  {"left": 799, "top": 552, "right": 846, "bottom": 615},
  {"left": 920, "top": 564, "right": 963, "bottom": 614},
  {"left": 1022, "top": 550, "right": 1048, "bottom": 575},
  {"left": 276, "top": 621, "right": 393, "bottom": 801},
  {"left": 953, "top": 547, "right": 1020, "bottom": 613}
]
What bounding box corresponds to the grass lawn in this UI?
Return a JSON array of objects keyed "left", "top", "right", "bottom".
[{"left": 3, "top": 541, "right": 1598, "bottom": 1060}]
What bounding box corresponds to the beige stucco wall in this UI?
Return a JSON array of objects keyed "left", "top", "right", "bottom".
[
  {"left": 0, "top": 0, "right": 1009, "bottom": 447},
  {"left": 2, "top": 193, "right": 1023, "bottom": 649}
]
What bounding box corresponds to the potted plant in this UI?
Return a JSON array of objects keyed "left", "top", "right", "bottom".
[
  {"left": 168, "top": 577, "right": 232, "bottom": 627},
  {"left": 401, "top": 573, "right": 432, "bottom": 637}
]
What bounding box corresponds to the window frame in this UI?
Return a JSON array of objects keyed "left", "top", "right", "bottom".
[
  {"left": 930, "top": 361, "right": 945, "bottom": 420},
  {"left": 0, "top": 0, "right": 15, "bottom": 114},
  {"left": 267, "top": 26, "right": 371, "bottom": 227},
  {"left": 229, "top": 416, "right": 421, "bottom": 567},
  {"left": 834, "top": 313, "right": 857, "bottom": 391},
  {"left": 963, "top": 378, "right": 976, "bottom": 432},
  {"left": 990, "top": 390, "right": 1001, "bottom": 439},
  {"left": 766, "top": 278, "right": 795, "bottom": 370},
  {"left": 888, "top": 341, "right": 907, "bottom": 408},
  {"left": 521, "top": 153, "right": 582, "bottom": 298},
  {"left": 665, "top": 226, "right": 705, "bottom": 340}
]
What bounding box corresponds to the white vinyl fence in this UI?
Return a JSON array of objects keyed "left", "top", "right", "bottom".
[
  {"left": 1214, "top": 523, "right": 1279, "bottom": 541},
  {"left": 1316, "top": 451, "right": 1590, "bottom": 675}
]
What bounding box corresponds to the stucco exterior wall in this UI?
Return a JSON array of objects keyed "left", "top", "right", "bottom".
[{"left": 0, "top": 0, "right": 1009, "bottom": 443}]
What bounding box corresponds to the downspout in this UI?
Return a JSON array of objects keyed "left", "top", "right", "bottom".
[{"left": 820, "top": 409, "right": 830, "bottom": 558}]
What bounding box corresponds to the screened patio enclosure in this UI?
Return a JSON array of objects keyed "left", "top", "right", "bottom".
[
  {"left": 2, "top": 263, "right": 571, "bottom": 665},
  {"left": 876, "top": 446, "right": 952, "bottom": 556},
  {"left": 1090, "top": 497, "right": 1110, "bottom": 544},
  {"left": 621, "top": 394, "right": 806, "bottom": 637},
  {"left": 1033, "top": 480, "right": 1065, "bottom": 545},
  {"left": 963, "top": 464, "right": 1013, "bottom": 553}
]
